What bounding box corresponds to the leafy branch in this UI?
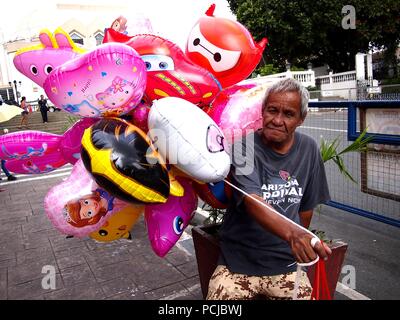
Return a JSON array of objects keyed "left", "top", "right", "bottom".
[{"left": 320, "top": 128, "right": 373, "bottom": 183}]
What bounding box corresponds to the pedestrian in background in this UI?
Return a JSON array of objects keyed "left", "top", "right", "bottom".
[
  {"left": 18, "top": 96, "right": 30, "bottom": 129},
  {"left": 38, "top": 94, "right": 48, "bottom": 123}
]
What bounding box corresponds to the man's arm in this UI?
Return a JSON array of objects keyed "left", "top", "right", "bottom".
[
  {"left": 244, "top": 194, "right": 331, "bottom": 263},
  {"left": 299, "top": 210, "right": 313, "bottom": 229}
]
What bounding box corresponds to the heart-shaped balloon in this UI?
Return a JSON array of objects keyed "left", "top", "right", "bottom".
[
  {"left": 44, "top": 43, "right": 147, "bottom": 118},
  {"left": 44, "top": 159, "right": 130, "bottom": 237}
]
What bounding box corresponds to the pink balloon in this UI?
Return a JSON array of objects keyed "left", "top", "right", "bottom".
[
  {"left": 0, "top": 130, "right": 61, "bottom": 161},
  {"left": 204, "top": 80, "right": 275, "bottom": 142},
  {"left": 44, "top": 43, "right": 147, "bottom": 118},
  {"left": 145, "top": 178, "right": 198, "bottom": 257},
  {"left": 5, "top": 152, "right": 67, "bottom": 174},
  {"left": 131, "top": 103, "right": 150, "bottom": 132},
  {"left": 44, "top": 159, "right": 129, "bottom": 237},
  {"left": 13, "top": 29, "right": 83, "bottom": 88},
  {"left": 60, "top": 117, "right": 99, "bottom": 164}
]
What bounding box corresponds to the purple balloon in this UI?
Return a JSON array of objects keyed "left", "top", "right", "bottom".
[{"left": 145, "top": 178, "right": 198, "bottom": 257}]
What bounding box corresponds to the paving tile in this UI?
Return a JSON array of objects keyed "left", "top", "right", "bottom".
[
  {"left": 92, "top": 260, "right": 138, "bottom": 283},
  {"left": 165, "top": 248, "right": 195, "bottom": 267},
  {"left": 0, "top": 216, "right": 28, "bottom": 229},
  {"left": 144, "top": 283, "right": 193, "bottom": 300},
  {"left": 50, "top": 235, "right": 87, "bottom": 254},
  {"left": 129, "top": 253, "right": 186, "bottom": 290},
  {"left": 8, "top": 257, "right": 58, "bottom": 286},
  {"left": 60, "top": 263, "right": 96, "bottom": 287},
  {"left": 16, "top": 245, "right": 55, "bottom": 265},
  {"left": 56, "top": 254, "right": 88, "bottom": 270},
  {"left": 175, "top": 260, "right": 199, "bottom": 278},
  {"left": 0, "top": 268, "right": 7, "bottom": 299},
  {"left": 53, "top": 245, "right": 90, "bottom": 260},
  {"left": 105, "top": 290, "right": 147, "bottom": 300},
  {"left": 22, "top": 231, "right": 51, "bottom": 250},
  {"left": 44, "top": 282, "right": 106, "bottom": 300},
  {"left": 100, "top": 276, "right": 140, "bottom": 297},
  {"left": 180, "top": 276, "right": 203, "bottom": 300},
  {"left": 84, "top": 246, "right": 132, "bottom": 269},
  {"left": 0, "top": 239, "right": 25, "bottom": 255},
  {"left": 7, "top": 274, "right": 63, "bottom": 300}
]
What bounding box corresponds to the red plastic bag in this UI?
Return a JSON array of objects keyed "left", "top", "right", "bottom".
[{"left": 311, "top": 259, "right": 332, "bottom": 300}]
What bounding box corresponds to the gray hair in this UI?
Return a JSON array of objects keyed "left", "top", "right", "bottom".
[{"left": 262, "top": 78, "right": 309, "bottom": 119}]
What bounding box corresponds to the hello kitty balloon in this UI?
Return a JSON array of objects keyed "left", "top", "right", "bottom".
[{"left": 44, "top": 43, "right": 147, "bottom": 118}]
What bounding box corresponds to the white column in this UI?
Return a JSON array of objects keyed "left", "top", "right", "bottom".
[
  {"left": 355, "top": 53, "right": 365, "bottom": 81},
  {"left": 366, "top": 53, "right": 373, "bottom": 81}
]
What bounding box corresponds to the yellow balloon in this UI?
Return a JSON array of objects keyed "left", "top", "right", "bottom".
[{"left": 89, "top": 205, "right": 144, "bottom": 242}]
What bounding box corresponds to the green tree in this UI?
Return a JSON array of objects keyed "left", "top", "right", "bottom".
[{"left": 226, "top": 0, "right": 400, "bottom": 74}]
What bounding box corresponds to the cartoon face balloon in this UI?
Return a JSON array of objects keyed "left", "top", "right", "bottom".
[
  {"left": 81, "top": 117, "right": 170, "bottom": 204},
  {"left": 13, "top": 28, "right": 85, "bottom": 88},
  {"left": 148, "top": 97, "right": 231, "bottom": 183},
  {"left": 89, "top": 204, "right": 144, "bottom": 242},
  {"left": 186, "top": 4, "right": 268, "bottom": 88},
  {"left": 44, "top": 159, "right": 130, "bottom": 237},
  {"left": 145, "top": 177, "right": 197, "bottom": 257},
  {"left": 44, "top": 43, "right": 147, "bottom": 118},
  {"left": 103, "top": 29, "right": 221, "bottom": 107}
]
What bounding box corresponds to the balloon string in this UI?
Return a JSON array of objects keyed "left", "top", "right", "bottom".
[
  {"left": 222, "top": 179, "right": 318, "bottom": 239},
  {"left": 221, "top": 178, "right": 320, "bottom": 300}
]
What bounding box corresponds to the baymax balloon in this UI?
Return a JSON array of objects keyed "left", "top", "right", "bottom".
[
  {"left": 103, "top": 29, "right": 221, "bottom": 107},
  {"left": 148, "top": 97, "right": 231, "bottom": 183},
  {"left": 186, "top": 4, "right": 268, "bottom": 88},
  {"left": 44, "top": 159, "right": 130, "bottom": 237},
  {"left": 13, "top": 28, "right": 85, "bottom": 88},
  {"left": 44, "top": 43, "right": 147, "bottom": 118},
  {"left": 145, "top": 178, "right": 197, "bottom": 257},
  {"left": 81, "top": 117, "right": 170, "bottom": 204},
  {"left": 89, "top": 204, "right": 144, "bottom": 242}
]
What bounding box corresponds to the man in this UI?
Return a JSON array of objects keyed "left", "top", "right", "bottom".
[
  {"left": 0, "top": 159, "right": 17, "bottom": 191},
  {"left": 38, "top": 95, "right": 48, "bottom": 123},
  {"left": 207, "top": 78, "right": 331, "bottom": 300}
]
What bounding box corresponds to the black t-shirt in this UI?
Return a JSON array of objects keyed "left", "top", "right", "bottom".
[
  {"left": 219, "top": 130, "right": 331, "bottom": 276},
  {"left": 38, "top": 99, "right": 48, "bottom": 110}
]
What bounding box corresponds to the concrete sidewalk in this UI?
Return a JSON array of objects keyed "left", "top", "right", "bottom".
[{"left": 0, "top": 169, "right": 203, "bottom": 300}]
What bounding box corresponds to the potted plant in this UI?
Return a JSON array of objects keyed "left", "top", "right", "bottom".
[{"left": 192, "top": 129, "right": 372, "bottom": 299}]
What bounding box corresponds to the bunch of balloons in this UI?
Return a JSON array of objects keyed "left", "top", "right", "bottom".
[{"left": 2, "top": 3, "right": 273, "bottom": 257}]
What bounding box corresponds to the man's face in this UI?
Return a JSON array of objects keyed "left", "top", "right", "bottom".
[{"left": 261, "top": 91, "right": 304, "bottom": 147}]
